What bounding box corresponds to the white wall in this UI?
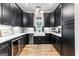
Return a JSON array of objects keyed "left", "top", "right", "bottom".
[{"left": 74, "top": 3, "right": 79, "bottom": 56}]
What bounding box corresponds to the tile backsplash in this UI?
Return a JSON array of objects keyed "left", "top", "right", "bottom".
[{"left": 0, "top": 25, "right": 13, "bottom": 37}]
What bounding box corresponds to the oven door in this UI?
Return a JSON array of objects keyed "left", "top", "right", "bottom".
[{"left": 11, "top": 39, "right": 19, "bottom": 56}]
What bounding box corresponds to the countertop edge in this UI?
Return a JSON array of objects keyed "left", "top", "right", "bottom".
[{"left": 0, "top": 33, "right": 27, "bottom": 44}]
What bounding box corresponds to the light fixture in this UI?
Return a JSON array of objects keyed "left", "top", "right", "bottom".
[
  {"left": 49, "top": 3, "right": 52, "bottom": 5},
  {"left": 25, "top": 3, "right": 29, "bottom": 6},
  {"left": 36, "top": 7, "right": 39, "bottom": 14},
  {"left": 40, "top": 10, "right": 44, "bottom": 14},
  {"left": 35, "top": 6, "right": 43, "bottom": 14}
]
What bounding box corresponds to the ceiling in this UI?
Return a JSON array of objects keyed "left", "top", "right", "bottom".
[{"left": 17, "top": 3, "right": 60, "bottom": 13}]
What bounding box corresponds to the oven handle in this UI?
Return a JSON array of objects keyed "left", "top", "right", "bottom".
[{"left": 12, "top": 37, "right": 23, "bottom": 42}]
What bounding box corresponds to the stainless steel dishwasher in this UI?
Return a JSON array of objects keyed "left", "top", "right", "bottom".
[{"left": 11, "top": 37, "right": 23, "bottom": 56}]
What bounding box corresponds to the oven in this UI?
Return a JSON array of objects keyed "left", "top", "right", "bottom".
[{"left": 11, "top": 37, "right": 23, "bottom": 56}]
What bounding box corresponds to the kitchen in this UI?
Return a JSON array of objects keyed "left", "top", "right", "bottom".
[{"left": 0, "top": 3, "right": 76, "bottom": 56}]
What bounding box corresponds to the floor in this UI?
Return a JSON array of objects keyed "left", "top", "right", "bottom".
[{"left": 19, "top": 44, "right": 60, "bottom": 56}]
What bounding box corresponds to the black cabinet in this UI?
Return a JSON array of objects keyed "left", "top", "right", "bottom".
[
  {"left": 0, "top": 3, "right": 2, "bottom": 24},
  {"left": 62, "top": 3, "right": 74, "bottom": 23},
  {"left": 10, "top": 3, "right": 23, "bottom": 27},
  {"left": 15, "top": 5, "right": 23, "bottom": 27},
  {"left": 51, "top": 34, "right": 62, "bottom": 55},
  {"left": 50, "top": 12, "right": 55, "bottom": 27},
  {"left": 44, "top": 13, "right": 50, "bottom": 27},
  {"left": 50, "top": 34, "right": 56, "bottom": 44},
  {"left": 0, "top": 42, "right": 11, "bottom": 56},
  {"left": 62, "top": 21, "right": 75, "bottom": 56},
  {"left": 23, "top": 12, "right": 29, "bottom": 27},
  {"left": 62, "top": 3, "right": 75, "bottom": 56},
  {"left": 54, "top": 4, "right": 62, "bottom": 27},
  {"left": 45, "top": 34, "right": 51, "bottom": 43},
  {"left": 18, "top": 12, "right": 23, "bottom": 27},
  {"left": 28, "top": 13, "right": 34, "bottom": 27},
  {"left": 23, "top": 13, "right": 34, "bottom": 27},
  {"left": 22, "top": 34, "right": 29, "bottom": 47},
  {"left": 9, "top": 3, "right": 16, "bottom": 26},
  {"left": 34, "top": 34, "right": 50, "bottom": 44},
  {"left": 54, "top": 35, "right": 62, "bottom": 55},
  {"left": 2, "top": 3, "right": 10, "bottom": 25}
]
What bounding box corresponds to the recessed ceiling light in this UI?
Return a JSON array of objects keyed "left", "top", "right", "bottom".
[
  {"left": 25, "top": 3, "right": 29, "bottom": 6},
  {"left": 49, "top": 3, "right": 52, "bottom": 5}
]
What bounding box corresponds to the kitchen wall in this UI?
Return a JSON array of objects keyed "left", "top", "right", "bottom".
[{"left": 74, "top": 3, "right": 79, "bottom": 56}]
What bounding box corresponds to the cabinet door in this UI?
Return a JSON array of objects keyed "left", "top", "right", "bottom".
[
  {"left": 28, "top": 13, "right": 34, "bottom": 27},
  {"left": 55, "top": 36, "right": 62, "bottom": 55},
  {"left": 45, "top": 34, "right": 51, "bottom": 44},
  {"left": 44, "top": 13, "right": 50, "bottom": 27},
  {"left": 34, "top": 36, "right": 40, "bottom": 44},
  {"left": 62, "top": 3, "right": 74, "bottom": 23},
  {"left": 9, "top": 3, "right": 16, "bottom": 26},
  {"left": 2, "top": 3, "right": 10, "bottom": 25},
  {"left": 50, "top": 34, "right": 56, "bottom": 44},
  {"left": 0, "top": 4, "right": 2, "bottom": 24},
  {"left": 23, "top": 34, "right": 29, "bottom": 47},
  {"left": 0, "top": 42, "right": 11, "bottom": 56},
  {"left": 19, "top": 11, "right": 23, "bottom": 27},
  {"left": 23, "top": 12, "right": 28, "bottom": 27},
  {"left": 62, "top": 22, "right": 75, "bottom": 56},
  {"left": 54, "top": 4, "right": 62, "bottom": 27},
  {"left": 10, "top": 3, "right": 22, "bottom": 26},
  {"left": 50, "top": 12, "right": 55, "bottom": 27}
]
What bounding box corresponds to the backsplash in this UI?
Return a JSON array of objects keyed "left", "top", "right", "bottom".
[
  {"left": 50, "top": 26, "right": 62, "bottom": 34},
  {"left": 0, "top": 25, "right": 25, "bottom": 37},
  {"left": 0, "top": 25, "right": 13, "bottom": 37}
]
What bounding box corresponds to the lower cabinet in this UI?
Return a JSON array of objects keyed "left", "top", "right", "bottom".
[
  {"left": 34, "top": 34, "right": 50, "bottom": 44},
  {"left": 62, "top": 22, "right": 75, "bottom": 56},
  {"left": 0, "top": 41, "right": 11, "bottom": 56},
  {"left": 51, "top": 34, "right": 62, "bottom": 55},
  {"left": 11, "top": 34, "right": 28, "bottom": 56},
  {"left": 22, "top": 34, "right": 29, "bottom": 47},
  {"left": 34, "top": 36, "right": 45, "bottom": 44},
  {"left": 0, "top": 34, "right": 28, "bottom": 56}
]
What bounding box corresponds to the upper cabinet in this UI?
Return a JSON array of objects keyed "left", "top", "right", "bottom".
[
  {"left": 23, "top": 12, "right": 28, "bottom": 27},
  {"left": 44, "top": 13, "right": 50, "bottom": 27},
  {"left": 9, "top": 3, "right": 23, "bottom": 27},
  {"left": 50, "top": 12, "right": 55, "bottom": 27},
  {"left": 23, "top": 13, "right": 34, "bottom": 27},
  {"left": 62, "top": 3, "right": 74, "bottom": 23},
  {"left": 28, "top": 13, "right": 34, "bottom": 27},
  {"left": 0, "top": 3, "right": 23, "bottom": 26},
  {"left": 54, "top": 4, "right": 62, "bottom": 27},
  {"left": 2, "top": 3, "right": 10, "bottom": 25},
  {"left": 0, "top": 4, "right": 2, "bottom": 24},
  {"left": 9, "top": 3, "right": 16, "bottom": 26}
]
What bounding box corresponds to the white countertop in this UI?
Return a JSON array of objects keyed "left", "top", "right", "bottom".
[
  {"left": 0, "top": 33, "right": 27, "bottom": 44},
  {"left": 0, "top": 31, "right": 61, "bottom": 44},
  {"left": 50, "top": 32, "right": 61, "bottom": 37}
]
